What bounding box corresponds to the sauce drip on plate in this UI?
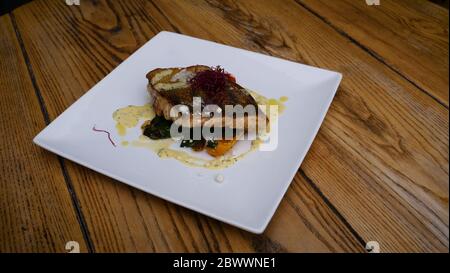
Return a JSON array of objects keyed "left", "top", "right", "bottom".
[
  {"left": 112, "top": 91, "right": 287, "bottom": 169},
  {"left": 113, "top": 104, "right": 154, "bottom": 136}
]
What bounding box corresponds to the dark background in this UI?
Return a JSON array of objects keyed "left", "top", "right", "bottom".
[
  {"left": 432, "top": 0, "right": 449, "bottom": 8},
  {"left": 1, "top": 0, "right": 449, "bottom": 16},
  {"left": 1, "top": 0, "right": 32, "bottom": 15}
]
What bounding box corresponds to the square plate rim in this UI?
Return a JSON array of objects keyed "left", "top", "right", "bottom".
[{"left": 33, "top": 31, "right": 343, "bottom": 234}]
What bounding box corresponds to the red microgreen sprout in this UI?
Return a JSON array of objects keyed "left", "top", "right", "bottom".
[
  {"left": 92, "top": 125, "right": 116, "bottom": 147},
  {"left": 189, "top": 66, "right": 233, "bottom": 95}
]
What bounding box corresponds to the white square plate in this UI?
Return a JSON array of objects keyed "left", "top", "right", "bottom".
[{"left": 34, "top": 31, "right": 342, "bottom": 233}]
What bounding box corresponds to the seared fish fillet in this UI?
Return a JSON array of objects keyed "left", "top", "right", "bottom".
[{"left": 146, "top": 65, "right": 265, "bottom": 129}]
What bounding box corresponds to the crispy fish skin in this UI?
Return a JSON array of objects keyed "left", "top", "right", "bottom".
[{"left": 146, "top": 65, "right": 266, "bottom": 129}]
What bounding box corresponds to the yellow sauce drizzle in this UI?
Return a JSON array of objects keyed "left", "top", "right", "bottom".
[
  {"left": 280, "top": 96, "right": 289, "bottom": 102},
  {"left": 112, "top": 90, "right": 287, "bottom": 169},
  {"left": 113, "top": 104, "right": 154, "bottom": 136},
  {"left": 248, "top": 90, "right": 288, "bottom": 115},
  {"left": 131, "top": 136, "right": 174, "bottom": 153},
  {"left": 158, "top": 139, "right": 261, "bottom": 169}
]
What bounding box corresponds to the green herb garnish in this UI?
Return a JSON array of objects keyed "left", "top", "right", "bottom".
[{"left": 143, "top": 116, "right": 173, "bottom": 139}]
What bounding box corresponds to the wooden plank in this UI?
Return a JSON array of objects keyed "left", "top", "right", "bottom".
[
  {"left": 12, "top": 0, "right": 365, "bottom": 252},
  {"left": 0, "top": 14, "right": 87, "bottom": 252},
  {"left": 298, "top": 0, "right": 449, "bottom": 107},
  {"left": 139, "top": 0, "right": 449, "bottom": 252}
]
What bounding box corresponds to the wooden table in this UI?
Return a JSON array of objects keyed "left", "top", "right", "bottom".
[{"left": 0, "top": 0, "right": 448, "bottom": 253}]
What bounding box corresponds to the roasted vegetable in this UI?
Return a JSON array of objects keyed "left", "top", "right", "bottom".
[
  {"left": 206, "top": 138, "right": 238, "bottom": 157},
  {"left": 143, "top": 116, "right": 173, "bottom": 139},
  {"left": 180, "top": 139, "right": 205, "bottom": 151}
]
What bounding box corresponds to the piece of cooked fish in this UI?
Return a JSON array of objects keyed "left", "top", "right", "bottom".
[{"left": 146, "top": 65, "right": 266, "bottom": 130}]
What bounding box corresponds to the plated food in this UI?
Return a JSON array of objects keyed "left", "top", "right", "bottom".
[
  {"left": 146, "top": 65, "right": 267, "bottom": 155},
  {"left": 33, "top": 31, "right": 341, "bottom": 233},
  {"left": 113, "top": 65, "right": 287, "bottom": 169}
]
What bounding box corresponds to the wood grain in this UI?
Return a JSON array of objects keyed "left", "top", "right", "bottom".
[
  {"left": 11, "top": 0, "right": 365, "bottom": 252},
  {"left": 141, "top": 0, "right": 448, "bottom": 252},
  {"left": 299, "top": 0, "right": 449, "bottom": 107},
  {"left": 0, "top": 15, "right": 87, "bottom": 253}
]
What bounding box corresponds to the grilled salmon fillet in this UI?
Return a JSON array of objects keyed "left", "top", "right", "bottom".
[{"left": 146, "top": 65, "right": 266, "bottom": 130}]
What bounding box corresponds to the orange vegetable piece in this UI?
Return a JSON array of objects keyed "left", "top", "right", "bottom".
[{"left": 206, "top": 139, "right": 238, "bottom": 157}]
